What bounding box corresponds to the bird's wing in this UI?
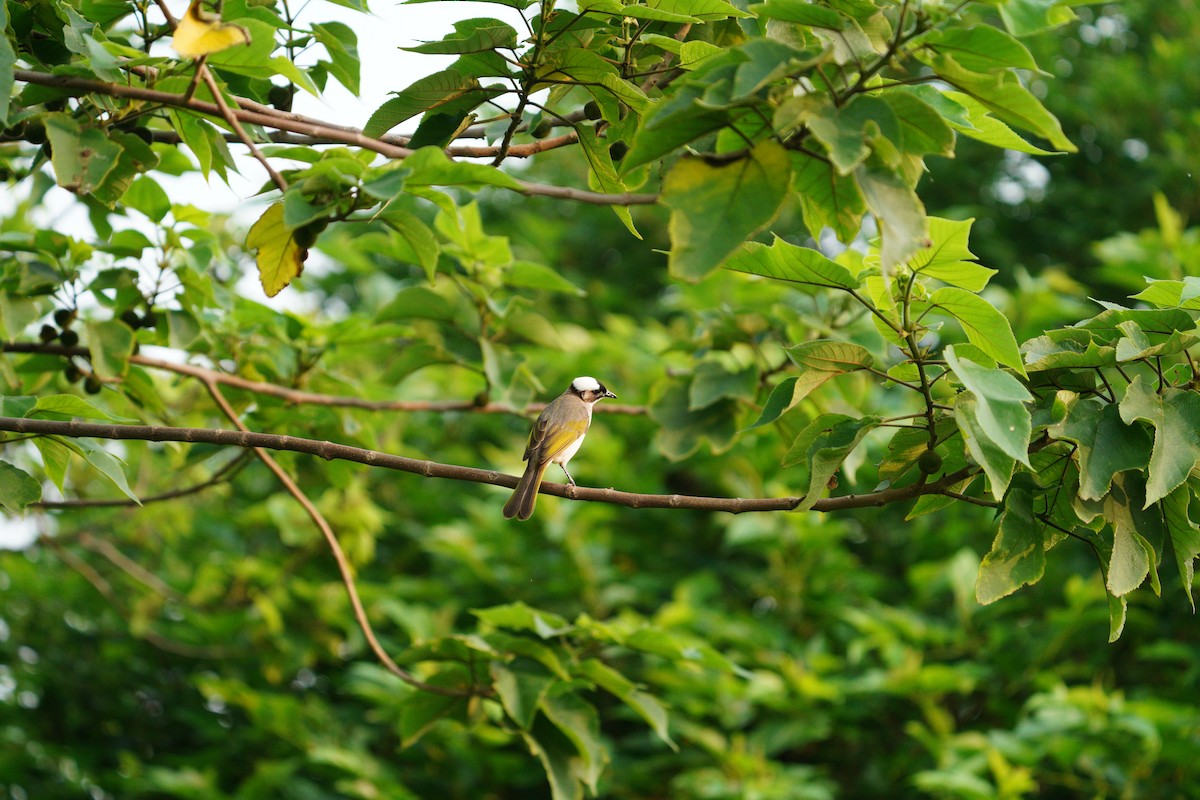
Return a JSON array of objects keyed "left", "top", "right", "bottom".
[{"left": 525, "top": 412, "right": 591, "bottom": 464}]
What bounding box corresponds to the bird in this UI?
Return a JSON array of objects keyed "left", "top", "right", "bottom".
[{"left": 503, "top": 376, "right": 617, "bottom": 521}]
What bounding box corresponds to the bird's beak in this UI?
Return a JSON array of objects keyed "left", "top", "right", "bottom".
[{"left": 604, "top": 390, "right": 617, "bottom": 399}]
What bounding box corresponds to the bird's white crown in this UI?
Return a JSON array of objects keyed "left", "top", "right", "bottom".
[{"left": 570, "top": 376, "right": 602, "bottom": 392}]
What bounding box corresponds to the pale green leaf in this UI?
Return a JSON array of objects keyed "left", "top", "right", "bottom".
[
  {"left": 976, "top": 488, "right": 1044, "bottom": 604},
  {"left": 1118, "top": 378, "right": 1200, "bottom": 506},
  {"left": 944, "top": 346, "right": 1031, "bottom": 465},
  {"left": 928, "top": 287, "right": 1024, "bottom": 373},
  {"left": 0, "top": 461, "right": 41, "bottom": 513},
  {"left": 782, "top": 413, "right": 882, "bottom": 511},
  {"left": 662, "top": 140, "right": 791, "bottom": 281},
  {"left": 86, "top": 318, "right": 135, "bottom": 378},
  {"left": 1050, "top": 396, "right": 1151, "bottom": 501},
  {"left": 725, "top": 235, "right": 859, "bottom": 292},
  {"left": 539, "top": 693, "right": 609, "bottom": 795},
  {"left": 955, "top": 393, "right": 1016, "bottom": 500},
  {"left": 491, "top": 660, "right": 556, "bottom": 730}
]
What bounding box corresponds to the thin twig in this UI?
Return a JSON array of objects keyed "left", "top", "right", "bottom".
[
  {"left": 200, "top": 379, "right": 476, "bottom": 698},
  {"left": 199, "top": 65, "right": 288, "bottom": 191}
]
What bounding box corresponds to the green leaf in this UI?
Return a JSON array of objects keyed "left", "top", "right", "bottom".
[
  {"left": 0, "top": 1, "right": 13, "bottom": 126},
  {"left": 856, "top": 165, "right": 927, "bottom": 273},
  {"left": 86, "top": 318, "right": 135, "bottom": 378},
  {"left": 746, "top": 340, "right": 873, "bottom": 428},
  {"left": 581, "top": 0, "right": 749, "bottom": 22},
  {"left": 471, "top": 602, "right": 571, "bottom": 637},
  {"left": 29, "top": 394, "right": 132, "bottom": 422},
  {"left": 311, "top": 21, "right": 361, "bottom": 95},
  {"left": 122, "top": 176, "right": 171, "bottom": 222},
  {"left": 1106, "top": 481, "right": 1151, "bottom": 597},
  {"left": 881, "top": 91, "right": 957, "bottom": 159},
  {"left": 363, "top": 70, "right": 504, "bottom": 138},
  {"left": 944, "top": 346, "right": 1031, "bottom": 465},
  {"left": 908, "top": 217, "right": 996, "bottom": 291},
  {"left": 923, "top": 54, "right": 1075, "bottom": 152},
  {"left": 621, "top": 66, "right": 741, "bottom": 169},
  {"left": 399, "top": 677, "right": 469, "bottom": 746},
  {"left": 508, "top": 261, "right": 586, "bottom": 296},
  {"left": 649, "top": 379, "right": 740, "bottom": 460},
  {"left": 404, "top": 17, "right": 517, "bottom": 54},
  {"left": 955, "top": 393, "right": 1016, "bottom": 500},
  {"left": 689, "top": 361, "right": 757, "bottom": 410},
  {"left": 920, "top": 24, "right": 1039, "bottom": 73},
  {"left": 997, "top": 0, "right": 1079, "bottom": 36},
  {"left": 491, "top": 660, "right": 556, "bottom": 730},
  {"left": 1130, "top": 277, "right": 1200, "bottom": 310},
  {"left": 725, "top": 236, "right": 860, "bottom": 292},
  {"left": 74, "top": 439, "right": 139, "bottom": 503},
  {"left": 33, "top": 437, "right": 72, "bottom": 493},
  {"left": 782, "top": 413, "right": 882, "bottom": 512},
  {"left": 1163, "top": 487, "right": 1200, "bottom": 611},
  {"left": 928, "top": 287, "right": 1024, "bottom": 373},
  {"left": 44, "top": 113, "right": 122, "bottom": 196},
  {"left": 790, "top": 153, "right": 867, "bottom": 243},
  {"left": 521, "top": 723, "right": 581, "bottom": 800},
  {"left": 407, "top": 0, "right": 535, "bottom": 8},
  {"left": 1107, "top": 592, "right": 1127, "bottom": 643},
  {"left": 976, "top": 488, "right": 1044, "bottom": 604},
  {"left": 576, "top": 659, "right": 676, "bottom": 750},
  {"left": 402, "top": 146, "right": 523, "bottom": 191},
  {"left": 539, "top": 692, "right": 609, "bottom": 795},
  {"left": 1118, "top": 378, "right": 1200, "bottom": 507},
  {"left": 662, "top": 141, "right": 791, "bottom": 281},
  {"left": 1050, "top": 396, "right": 1152, "bottom": 501},
  {"left": 0, "top": 461, "right": 41, "bottom": 513},
  {"left": 752, "top": 0, "right": 846, "bottom": 28},
  {"left": 1114, "top": 319, "right": 1198, "bottom": 362},
  {"left": 377, "top": 208, "right": 440, "bottom": 281},
  {"left": 575, "top": 125, "right": 639, "bottom": 238},
  {"left": 1021, "top": 328, "right": 1115, "bottom": 372}
]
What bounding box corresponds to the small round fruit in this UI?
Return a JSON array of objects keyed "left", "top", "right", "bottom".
[
  {"left": 39, "top": 324, "right": 58, "bottom": 342},
  {"left": 84, "top": 376, "right": 103, "bottom": 394},
  {"left": 58, "top": 329, "right": 80, "bottom": 347},
  {"left": 141, "top": 310, "right": 158, "bottom": 330},
  {"left": 583, "top": 101, "right": 601, "bottom": 120},
  {"left": 54, "top": 308, "right": 75, "bottom": 328},
  {"left": 530, "top": 120, "right": 553, "bottom": 139},
  {"left": 917, "top": 449, "right": 943, "bottom": 474},
  {"left": 608, "top": 141, "right": 628, "bottom": 161},
  {"left": 120, "top": 309, "right": 142, "bottom": 328},
  {"left": 64, "top": 363, "right": 82, "bottom": 383}
]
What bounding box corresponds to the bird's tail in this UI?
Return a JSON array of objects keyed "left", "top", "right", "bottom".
[{"left": 503, "top": 460, "right": 549, "bottom": 521}]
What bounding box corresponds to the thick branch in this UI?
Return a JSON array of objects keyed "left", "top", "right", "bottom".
[
  {"left": 0, "top": 416, "right": 979, "bottom": 514},
  {"left": 10, "top": 69, "right": 658, "bottom": 206},
  {"left": 0, "top": 342, "right": 647, "bottom": 415}
]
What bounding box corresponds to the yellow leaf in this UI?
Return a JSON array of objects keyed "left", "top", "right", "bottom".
[
  {"left": 247, "top": 203, "right": 305, "bottom": 297},
  {"left": 172, "top": 0, "right": 250, "bottom": 58}
]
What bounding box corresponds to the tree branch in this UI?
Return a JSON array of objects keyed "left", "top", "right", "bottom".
[
  {"left": 10, "top": 69, "right": 658, "bottom": 206},
  {"left": 0, "top": 342, "right": 648, "bottom": 416},
  {"left": 199, "top": 379, "right": 479, "bottom": 698},
  {"left": 0, "top": 416, "right": 981, "bottom": 514}
]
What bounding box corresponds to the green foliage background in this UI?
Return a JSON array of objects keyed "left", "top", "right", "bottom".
[{"left": 1, "top": 0, "right": 1200, "bottom": 798}]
